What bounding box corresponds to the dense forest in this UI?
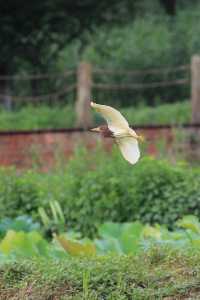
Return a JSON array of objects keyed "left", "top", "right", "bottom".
[
  {"left": 0, "top": 0, "right": 200, "bottom": 107},
  {"left": 0, "top": 0, "right": 199, "bottom": 72}
]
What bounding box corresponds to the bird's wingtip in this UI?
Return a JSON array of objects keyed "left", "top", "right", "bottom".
[{"left": 90, "top": 101, "right": 97, "bottom": 107}]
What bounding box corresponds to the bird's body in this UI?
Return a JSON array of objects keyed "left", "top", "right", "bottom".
[{"left": 90, "top": 102, "right": 143, "bottom": 165}]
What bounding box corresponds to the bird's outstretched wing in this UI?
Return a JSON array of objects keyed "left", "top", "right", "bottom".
[
  {"left": 91, "top": 102, "right": 129, "bottom": 133},
  {"left": 116, "top": 137, "right": 140, "bottom": 165}
]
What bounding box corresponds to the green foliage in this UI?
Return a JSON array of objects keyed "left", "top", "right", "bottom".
[
  {"left": 142, "top": 215, "right": 200, "bottom": 251},
  {"left": 2, "top": 215, "right": 200, "bottom": 261},
  {"left": 132, "top": 159, "right": 200, "bottom": 226},
  {"left": 0, "top": 229, "right": 200, "bottom": 300},
  {"left": 56, "top": 222, "right": 145, "bottom": 256},
  {"left": 0, "top": 105, "right": 75, "bottom": 130},
  {"left": 0, "top": 230, "right": 49, "bottom": 257},
  {"left": 121, "top": 101, "right": 190, "bottom": 125},
  {"left": 0, "top": 216, "right": 40, "bottom": 239},
  {"left": 0, "top": 168, "right": 40, "bottom": 217},
  {"left": 80, "top": 4, "right": 200, "bottom": 105},
  {"left": 83, "top": 17, "right": 173, "bottom": 69},
  {"left": 95, "top": 222, "right": 143, "bottom": 254},
  {"left": 0, "top": 245, "right": 200, "bottom": 299},
  {"left": 38, "top": 201, "right": 65, "bottom": 237},
  {"left": 1, "top": 0, "right": 200, "bottom": 109},
  {"left": 0, "top": 169, "right": 43, "bottom": 220},
  {"left": 0, "top": 148, "right": 199, "bottom": 237},
  {"left": 56, "top": 216, "right": 200, "bottom": 256},
  {"left": 0, "top": 230, "right": 67, "bottom": 260},
  {"left": 57, "top": 152, "right": 200, "bottom": 236},
  {"left": 55, "top": 233, "right": 96, "bottom": 257},
  {"left": 176, "top": 215, "right": 200, "bottom": 234},
  {"left": 1, "top": 0, "right": 137, "bottom": 74},
  {"left": 0, "top": 101, "right": 190, "bottom": 130}
]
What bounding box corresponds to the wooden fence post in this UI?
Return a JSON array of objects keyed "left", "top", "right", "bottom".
[
  {"left": 75, "top": 62, "right": 92, "bottom": 128},
  {"left": 191, "top": 55, "right": 200, "bottom": 124},
  {"left": 187, "top": 55, "right": 200, "bottom": 162}
]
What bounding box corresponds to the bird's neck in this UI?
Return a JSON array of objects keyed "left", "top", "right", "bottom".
[{"left": 101, "top": 126, "right": 114, "bottom": 138}]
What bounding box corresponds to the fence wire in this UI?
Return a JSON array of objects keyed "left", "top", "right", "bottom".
[
  {"left": 92, "top": 64, "right": 190, "bottom": 106},
  {"left": 0, "top": 69, "right": 76, "bottom": 109},
  {"left": 0, "top": 63, "right": 191, "bottom": 110}
]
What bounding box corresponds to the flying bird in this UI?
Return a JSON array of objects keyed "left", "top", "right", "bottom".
[{"left": 90, "top": 101, "right": 143, "bottom": 164}]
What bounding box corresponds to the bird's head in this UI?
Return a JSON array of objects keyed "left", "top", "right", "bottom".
[
  {"left": 90, "top": 125, "right": 114, "bottom": 138},
  {"left": 90, "top": 125, "right": 108, "bottom": 133}
]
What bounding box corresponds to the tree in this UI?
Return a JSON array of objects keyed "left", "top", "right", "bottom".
[
  {"left": 0, "top": 0, "right": 138, "bottom": 104},
  {"left": 0, "top": 0, "right": 192, "bottom": 106},
  {"left": 0, "top": 0, "right": 137, "bottom": 71},
  {"left": 160, "top": 0, "right": 176, "bottom": 15}
]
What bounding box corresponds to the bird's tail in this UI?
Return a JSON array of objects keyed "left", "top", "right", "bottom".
[{"left": 137, "top": 135, "right": 145, "bottom": 142}]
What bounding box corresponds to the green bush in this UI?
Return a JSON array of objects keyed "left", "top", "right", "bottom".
[
  {"left": 0, "top": 101, "right": 190, "bottom": 130},
  {"left": 132, "top": 159, "right": 200, "bottom": 226},
  {"left": 121, "top": 101, "right": 190, "bottom": 125},
  {"left": 0, "top": 169, "right": 43, "bottom": 220},
  {"left": 79, "top": 4, "right": 200, "bottom": 106},
  {"left": 60, "top": 152, "right": 200, "bottom": 235},
  {"left": 0, "top": 105, "right": 75, "bottom": 130},
  {"left": 0, "top": 148, "right": 199, "bottom": 237}
]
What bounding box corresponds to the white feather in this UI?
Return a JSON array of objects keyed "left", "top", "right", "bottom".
[
  {"left": 91, "top": 101, "right": 141, "bottom": 165},
  {"left": 91, "top": 102, "right": 129, "bottom": 134},
  {"left": 116, "top": 137, "right": 140, "bottom": 165}
]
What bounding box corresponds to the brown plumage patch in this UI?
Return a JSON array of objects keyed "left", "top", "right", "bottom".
[{"left": 99, "top": 125, "right": 114, "bottom": 138}]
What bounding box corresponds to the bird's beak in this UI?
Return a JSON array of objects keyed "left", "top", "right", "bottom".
[{"left": 90, "top": 127, "right": 101, "bottom": 132}]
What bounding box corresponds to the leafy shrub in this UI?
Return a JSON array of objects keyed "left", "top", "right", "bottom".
[
  {"left": 0, "top": 216, "right": 40, "bottom": 239},
  {"left": 57, "top": 216, "right": 200, "bottom": 256},
  {"left": 0, "top": 101, "right": 190, "bottom": 130},
  {"left": 80, "top": 4, "right": 200, "bottom": 106},
  {"left": 0, "top": 148, "right": 199, "bottom": 237},
  {"left": 121, "top": 101, "right": 190, "bottom": 125},
  {"left": 62, "top": 153, "right": 200, "bottom": 236},
  {"left": 0, "top": 105, "right": 75, "bottom": 130},
  {"left": 132, "top": 159, "right": 200, "bottom": 226},
  {"left": 0, "top": 169, "right": 44, "bottom": 220},
  {"left": 0, "top": 230, "right": 67, "bottom": 259},
  {"left": 1, "top": 215, "right": 200, "bottom": 260}
]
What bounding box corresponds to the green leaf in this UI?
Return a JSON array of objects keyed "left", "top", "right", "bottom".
[
  {"left": 55, "top": 234, "right": 96, "bottom": 257},
  {"left": 142, "top": 225, "right": 161, "bottom": 239},
  {"left": 119, "top": 222, "right": 143, "bottom": 254},
  {"left": 176, "top": 215, "right": 200, "bottom": 234},
  {"left": 0, "top": 230, "right": 49, "bottom": 257},
  {"left": 98, "top": 222, "right": 122, "bottom": 239}
]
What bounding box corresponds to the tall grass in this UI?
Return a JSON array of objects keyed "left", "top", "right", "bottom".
[{"left": 0, "top": 101, "right": 190, "bottom": 130}]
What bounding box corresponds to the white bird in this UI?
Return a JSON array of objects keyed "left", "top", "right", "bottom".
[{"left": 90, "top": 101, "right": 143, "bottom": 164}]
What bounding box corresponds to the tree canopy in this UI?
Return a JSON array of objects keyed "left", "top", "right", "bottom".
[
  {"left": 0, "top": 0, "right": 197, "bottom": 75},
  {"left": 0, "top": 0, "right": 136, "bottom": 73}
]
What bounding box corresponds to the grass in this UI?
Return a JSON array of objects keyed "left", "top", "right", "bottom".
[
  {"left": 0, "top": 101, "right": 190, "bottom": 130},
  {"left": 0, "top": 105, "right": 76, "bottom": 130},
  {"left": 121, "top": 101, "right": 190, "bottom": 126},
  {"left": 1, "top": 247, "right": 200, "bottom": 299}
]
